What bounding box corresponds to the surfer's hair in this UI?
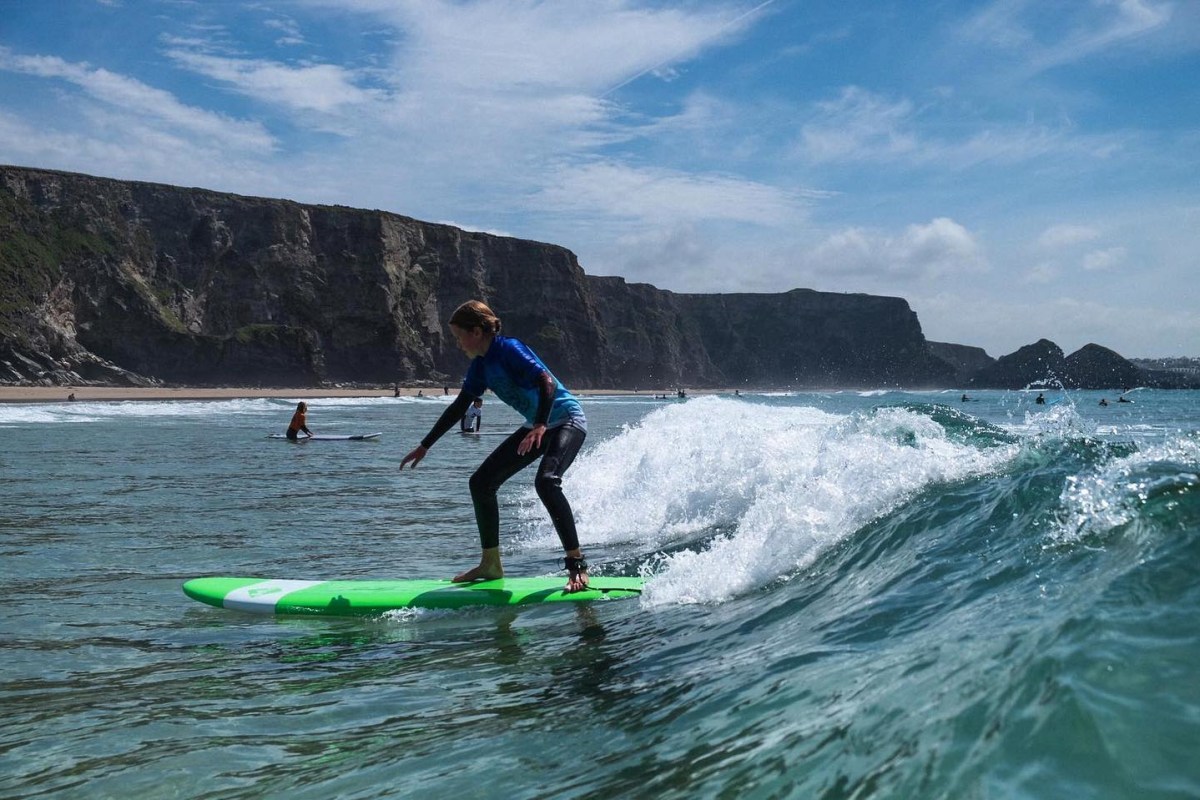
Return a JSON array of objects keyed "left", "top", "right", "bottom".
[{"left": 450, "top": 300, "right": 501, "bottom": 335}]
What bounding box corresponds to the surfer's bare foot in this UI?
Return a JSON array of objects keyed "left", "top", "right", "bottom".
[
  {"left": 564, "top": 555, "right": 589, "bottom": 593},
  {"left": 453, "top": 548, "right": 503, "bottom": 583},
  {"left": 452, "top": 564, "right": 503, "bottom": 583}
]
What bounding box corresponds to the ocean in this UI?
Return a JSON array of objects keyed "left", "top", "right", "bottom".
[{"left": 2, "top": 389, "right": 1198, "bottom": 799}]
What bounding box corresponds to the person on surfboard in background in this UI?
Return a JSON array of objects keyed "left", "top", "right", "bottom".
[
  {"left": 286, "top": 401, "right": 313, "bottom": 440},
  {"left": 400, "top": 300, "right": 590, "bottom": 592},
  {"left": 460, "top": 396, "right": 483, "bottom": 432}
]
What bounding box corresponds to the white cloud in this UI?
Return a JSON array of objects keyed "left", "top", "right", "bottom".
[
  {"left": 795, "top": 85, "right": 1126, "bottom": 169},
  {"left": 0, "top": 47, "right": 274, "bottom": 152},
  {"left": 536, "top": 161, "right": 811, "bottom": 228},
  {"left": 945, "top": 123, "right": 1124, "bottom": 166},
  {"left": 1082, "top": 245, "right": 1126, "bottom": 271},
  {"left": 264, "top": 18, "right": 306, "bottom": 47},
  {"left": 798, "top": 86, "right": 917, "bottom": 163},
  {"left": 1022, "top": 261, "right": 1062, "bottom": 285},
  {"left": 607, "top": 223, "right": 719, "bottom": 288},
  {"left": 148, "top": 1, "right": 776, "bottom": 214},
  {"left": 957, "top": 0, "right": 1175, "bottom": 73},
  {"left": 900, "top": 218, "right": 984, "bottom": 273},
  {"left": 1037, "top": 223, "right": 1101, "bottom": 248},
  {"left": 164, "top": 49, "right": 380, "bottom": 113},
  {"left": 809, "top": 217, "right": 986, "bottom": 281},
  {"left": 1034, "top": 0, "right": 1174, "bottom": 70},
  {"left": 355, "top": 0, "right": 744, "bottom": 97},
  {"left": 0, "top": 107, "right": 278, "bottom": 195}
]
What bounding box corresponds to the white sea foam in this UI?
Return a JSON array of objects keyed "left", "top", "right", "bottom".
[
  {"left": 0, "top": 394, "right": 444, "bottom": 425},
  {"left": 1001, "top": 402, "right": 1097, "bottom": 440},
  {"left": 0, "top": 398, "right": 283, "bottom": 424},
  {"left": 0, "top": 405, "right": 90, "bottom": 425},
  {"left": 516, "top": 395, "right": 1017, "bottom": 606},
  {"left": 1052, "top": 433, "right": 1200, "bottom": 544}
]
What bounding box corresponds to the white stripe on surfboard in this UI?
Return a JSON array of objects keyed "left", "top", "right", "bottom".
[{"left": 223, "top": 579, "right": 325, "bottom": 612}]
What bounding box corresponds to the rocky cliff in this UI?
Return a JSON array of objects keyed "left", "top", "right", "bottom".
[
  {"left": 962, "top": 339, "right": 1196, "bottom": 389},
  {"left": 1, "top": 166, "right": 957, "bottom": 389},
  {"left": 926, "top": 341, "right": 994, "bottom": 386}
]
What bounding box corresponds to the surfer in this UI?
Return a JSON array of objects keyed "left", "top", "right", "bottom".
[
  {"left": 460, "top": 396, "right": 483, "bottom": 432},
  {"left": 286, "top": 401, "right": 313, "bottom": 440},
  {"left": 1035, "top": 393, "right": 1046, "bottom": 405},
  {"left": 400, "top": 300, "right": 590, "bottom": 592}
]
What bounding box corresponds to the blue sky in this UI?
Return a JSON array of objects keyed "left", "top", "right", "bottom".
[{"left": 1, "top": 0, "right": 1198, "bottom": 358}]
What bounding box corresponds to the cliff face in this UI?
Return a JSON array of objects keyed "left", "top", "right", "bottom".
[
  {"left": 968, "top": 339, "right": 1065, "bottom": 389},
  {"left": 959, "top": 339, "right": 1196, "bottom": 389},
  {"left": 674, "top": 289, "right": 953, "bottom": 387},
  {"left": 1062, "top": 344, "right": 1144, "bottom": 390},
  {"left": 1, "top": 166, "right": 609, "bottom": 387},
  {"left": 0, "top": 166, "right": 969, "bottom": 389},
  {"left": 927, "top": 341, "right": 994, "bottom": 385}
]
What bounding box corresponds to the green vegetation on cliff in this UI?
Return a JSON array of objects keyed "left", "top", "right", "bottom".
[{"left": 0, "top": 189, "right": 110, "bottom": 336}]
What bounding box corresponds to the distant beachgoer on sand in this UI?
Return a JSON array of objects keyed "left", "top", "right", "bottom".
[
  {"left": 1035, "top": 393, "right": 1046, "bottom": 405},
  {"left": 67, "top": 392, "right": 76, "bottom": 401},
  {"left": 394, "top": 385, "right": 400, "bottom": 397},
  {"left": 286, "top": 402, "right": 313, "bottom": 440}
]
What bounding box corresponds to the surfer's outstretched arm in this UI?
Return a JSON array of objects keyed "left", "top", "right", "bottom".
[{"left": 401, "top": 392, "right": 472, "bottom": 469}]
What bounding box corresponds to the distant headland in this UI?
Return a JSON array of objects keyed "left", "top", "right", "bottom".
[{"left": 2, "top": 166, "right": 1196, "bottom": 390}]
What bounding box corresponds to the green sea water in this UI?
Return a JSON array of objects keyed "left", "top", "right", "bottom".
[{"left": 2, "top": 389, "right": 1198, "bottom": 799}]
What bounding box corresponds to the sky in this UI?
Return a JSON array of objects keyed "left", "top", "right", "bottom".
[{"left": 1, "top": 0, "right": 1198, "bottom": 359}]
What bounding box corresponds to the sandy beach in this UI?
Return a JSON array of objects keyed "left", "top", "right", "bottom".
[{"left": 0, "top": 385, "right": 663, "bottom": 404}]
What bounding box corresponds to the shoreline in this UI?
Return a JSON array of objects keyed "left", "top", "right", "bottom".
[{"left": 0, "top": 385, "right": 671, "bottom": 404}]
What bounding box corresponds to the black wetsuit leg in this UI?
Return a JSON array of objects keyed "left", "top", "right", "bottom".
[
  {"left": 286, "top": 428, "right": 298, "bottom": 440},
  {"left": 468, "top": 424, "right": 586, "bottom": 551},
  {"left": 533, "top": 425, "right": 586, "bottom": 551}
]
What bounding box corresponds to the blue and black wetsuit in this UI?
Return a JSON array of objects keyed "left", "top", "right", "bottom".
[{"left": 420, "top": 335, "right": 587, "bottom": 551}]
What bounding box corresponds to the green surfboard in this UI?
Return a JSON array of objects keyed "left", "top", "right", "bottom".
[{"left": 182, "top": 576, "right": 643, "bottom": 616}]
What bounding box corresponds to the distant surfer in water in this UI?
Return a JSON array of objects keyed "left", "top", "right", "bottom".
[
  {"left": 460, "top": 396, "right": 483, "bottom": 432},
  {"left": 400, "top": 300, "right": 590, "bottom": 592},
  {"left": 286, "top": 401, "right": 313, "bottom": 440}
]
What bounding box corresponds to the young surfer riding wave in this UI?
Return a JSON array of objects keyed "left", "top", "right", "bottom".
[{"left": 400, "top": 300, "right": 590, "bottom": 592}]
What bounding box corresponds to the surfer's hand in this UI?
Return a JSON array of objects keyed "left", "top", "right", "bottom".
[
  {"left": 518, "top": 425, "right": 546, "bottom": 455},
  {"left": 400, "top": 445, "right": 427, "bottom": 469}
]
